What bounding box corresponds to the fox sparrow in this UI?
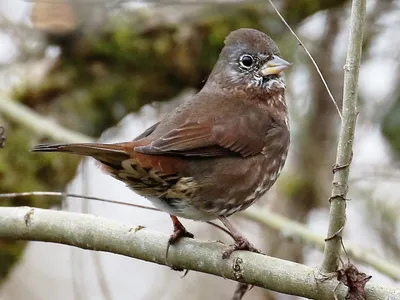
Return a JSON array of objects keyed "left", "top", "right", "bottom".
[{"left": 33, "top": 28, "right": 291, "bottom": 258}]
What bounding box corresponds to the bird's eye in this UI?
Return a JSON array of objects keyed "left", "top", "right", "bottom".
[{"left": 239, "top": 55, "right": 254, "bottom": 69}]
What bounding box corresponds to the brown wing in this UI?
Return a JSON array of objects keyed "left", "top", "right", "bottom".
[
  {"left": 135, "top": 109, "right": 277, "bottom": 158},
  {"left": 133, "top": 121, "right": 160, "bottom": 141}
]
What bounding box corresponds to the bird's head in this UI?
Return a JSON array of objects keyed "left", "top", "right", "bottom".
[{"left": 207, "top": 28, "right": 291, "bottom": 93}]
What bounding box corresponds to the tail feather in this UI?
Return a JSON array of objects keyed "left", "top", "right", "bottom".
[
  {"left": 32, "top": 143, "right": 131, "bottom": 169},
  {"left": 32, "top": 143, "right": 126, "bottom": 155}
]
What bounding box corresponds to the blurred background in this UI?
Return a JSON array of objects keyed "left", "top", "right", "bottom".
[{"left": 0, "top": 0, "right": 399, "bottom": 299}]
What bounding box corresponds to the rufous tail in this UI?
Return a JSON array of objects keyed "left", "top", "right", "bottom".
[{"left": 32, "top": 143, "right": 130, "bottom": 169}]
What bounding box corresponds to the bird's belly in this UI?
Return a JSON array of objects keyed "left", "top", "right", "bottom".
[
  {"left": 146, "top": 196, "right": 217, "bottom": 221},
  {"left": 187, "top": 153, "right": 288, "bottom": 217}
]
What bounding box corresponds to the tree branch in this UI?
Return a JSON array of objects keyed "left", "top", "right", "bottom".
[
  {"left": 0, "top": 206, "right": 399, "bottom": 300},
  {"left": 321, "top": 0, "right": 366, "bottom": 273},
  {"left": 0, "top": 94, "right": 93, "bottom": 143},
  {"left": 2, "top": 191, "right": 400, "bottom": 280},
  {"left": 242, "top": 209, "right": 400, "bottom": 280}
]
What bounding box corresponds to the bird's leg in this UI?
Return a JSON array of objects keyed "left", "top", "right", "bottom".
[
  {"left": 168, "top": 215, "right": 194, "bottom": 245},
  {"left": 219, "top": 216, "right": 261, "bottom": 259},
  {"left": 165, "top": 215, "right": 194, "bottom": 270}
]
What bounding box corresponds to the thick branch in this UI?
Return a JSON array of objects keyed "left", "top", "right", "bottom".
[
  {"left": 0, "top": 206, "right": 399, "bottom": 300},
  {"left": 242, "top": 209, "right": 400, "bottom": 280},
  {"left": 2, "top": 191, "right": 399, "bottom": 280},
  {"left": 321, "top": 0, "right": 366, "bottom": 273}
]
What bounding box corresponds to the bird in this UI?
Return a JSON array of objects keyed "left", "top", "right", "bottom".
[{"left": 32, "top": 28, "right": 291, "bottom": 258}]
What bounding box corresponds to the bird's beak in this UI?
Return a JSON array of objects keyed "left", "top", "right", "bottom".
[{"left": 260, "top": 55, "right": 292, "bottom": 76}]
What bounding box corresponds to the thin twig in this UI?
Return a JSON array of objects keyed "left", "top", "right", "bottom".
[
  {"left": 0, "top": 191, "right": 158, "bottom": 210},
  {"left": 267, "top": 0, "right": 343, "bottom": 121},
  {"left": 321, "top": 0, "right": 366, "bottom": 273},
  {"left": 232, "top": 283, "right": 250, "bottom": 300}
]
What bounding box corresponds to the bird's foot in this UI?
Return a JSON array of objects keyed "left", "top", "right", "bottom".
[
  {"left": 218, "top": 216, "right": 262, "bottom": 259},
  {"left": 166, "top": 215, "right": 194, "bottom": 270},
  {"left": 168, "top": 227, "right": 194, "bottom": 245},
  {"left": 222, "top": 236, "right": 261, "bottom": 259}
]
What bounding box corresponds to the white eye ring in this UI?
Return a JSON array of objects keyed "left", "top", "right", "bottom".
[{"left": 239, "top": 54, "right": 254, "bottom": 69}]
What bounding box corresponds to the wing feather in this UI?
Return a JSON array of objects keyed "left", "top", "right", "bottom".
[{"left": 135, "top": 110, "right": 277, "bottom": 157}]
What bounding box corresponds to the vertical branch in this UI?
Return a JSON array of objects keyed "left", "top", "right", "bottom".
[{"left": 321, "top": 0, "right": 366, "bottom": 273}]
